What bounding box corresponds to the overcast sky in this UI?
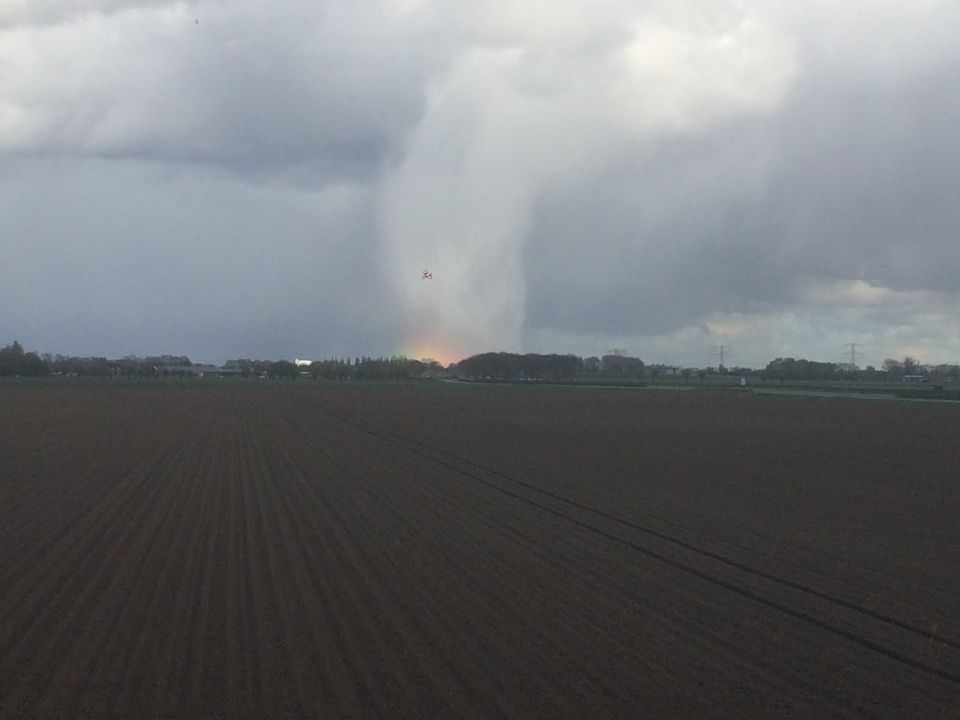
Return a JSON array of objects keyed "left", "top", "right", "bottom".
[{"left": 2, "top": 1, "right": 959, "bottom": 367}]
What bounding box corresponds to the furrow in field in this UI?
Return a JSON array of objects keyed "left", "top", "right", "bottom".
[
  {"left": 96, "top": 395, "right": 221, "bottom": 715},
  {"left": 232, "top": 407, "right": 341, "bottom": 715},
  {"left": 0, "top": 391, "right": 198, "bottom": 598},
  {"left": 4, "top": 384, "right": 958, "bottom": 719},
  {"left": 64, "top": 429, "right": 218, "bottom": 716},
  {"left": 265, "top": 405, "right": 521, "bottom": 718},
  {"left": 55, "top": 397, "right": 222, "bottom": 716},
  {"left": 256, "top": 400, "right": 456, "bottom": 718},
  {"left": 332, "top": 406, "right": 960, "bottom": 715},
  {"left": 0, "top": 390, "right": 196, "bottom": 580},
  {"left": 238, "top": 399, "right": 340, "bottom": 716},
  {"left": 354, "top": 412, "right": 960, "bottom": 654},
  {"left": 308, "top": 408, "right": 872, "bottom": 717},
  {"left": 0, "top": 394, "right": 210, "bottom": 716},
  {"left": 267, "top": 399, "right": 838, "bottom": 716},
  {"left": 0, "top": 402, "right": 133, "bottom": 548},
  {"left": 350, "top": 388, "right": 960, "bottom": 621}
]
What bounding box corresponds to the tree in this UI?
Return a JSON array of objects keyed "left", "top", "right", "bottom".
[
  {"left": 0, "top": 341, "right": 49, "bottom": 377},
  {"left": 601, "top": 354, "right": 644, "bottom": 379},
  {"left": 882, "top": 358, "right": 903, "bottom": 381},
  {"left": 268, "top": 360, "right": 298, "bottom": 379},
  {"left": 765, "top": 357, "right": 840, "bottom": 382}
]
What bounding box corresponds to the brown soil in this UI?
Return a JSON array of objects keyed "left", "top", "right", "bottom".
[{"left": 1, "top": 381, "right": 958, "bottom": 719}]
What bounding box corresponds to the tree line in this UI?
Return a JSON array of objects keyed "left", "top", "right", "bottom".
[
  {"left": 0, "top": 342, "right": 440, "bottom": 380},
  {"left": 6, "top": 339, "right": 960, "bottom": 384},
  {"left": 765, "top": 356, "right": 960, "bottom": 382},
  {"left": 0, "top": 341, "right": 49, "bottom": 376},
  {"left": 223, "top": 356, "right": 439, "bottom": 380},
  {"left": 457, "top": 352, "right": 646, "bottom": 381}
]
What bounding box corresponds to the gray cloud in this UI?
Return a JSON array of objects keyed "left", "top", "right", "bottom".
[
  {"left": 519, "top": 7, "right": 960, "bottom": 364},
  {"left": 0, "top": 156, "right": 390, "bottom": 360},
  {"left": 0, "top": 2, "right": 439, "bottom": 179},
  {"left": 2, "top": 1, "right": 960, "bottom": 366}
]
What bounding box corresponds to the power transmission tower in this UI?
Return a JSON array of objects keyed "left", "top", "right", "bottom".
[
  {"left": 843, "top": 342, "right": 862, "bottom": 371},
  {"left": 713, "top": 345, "right": 728, "bottom": 371}
]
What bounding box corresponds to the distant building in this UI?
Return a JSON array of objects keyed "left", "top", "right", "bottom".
[{"left": 160, "top": 364, "right": 241, "bottom": 377}]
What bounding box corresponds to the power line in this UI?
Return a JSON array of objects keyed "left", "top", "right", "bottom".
[
  {"left": 843, "top": 342, "right": 862, "bottom": 371},
  {"left": 713, "top": 344, "right": 729, "bottom": 370}
]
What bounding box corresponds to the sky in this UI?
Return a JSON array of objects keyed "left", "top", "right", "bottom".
[{"left": 2, "top": 1, "right": 959, "bottom": 368}]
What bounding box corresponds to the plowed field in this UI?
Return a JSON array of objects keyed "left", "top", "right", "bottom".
[{"left": 1, "top": 381, "right": 958, "bottom": 718}]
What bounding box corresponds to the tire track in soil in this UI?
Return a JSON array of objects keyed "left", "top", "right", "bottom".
[
  {"left": 256, "top": 401, "right": 474, "bottom": 718},
  {"left": 301, "top": 407, "right": 873, "bottom": 718},
  {"left": 312, "top": 425, "right": 730, "bottom": 710},
  {"left": 255, "top": 394, "right": 505, "bottom": 714},
  {"left": 441, "top": 446, "right": 960, "bottom": 626},
  {"left": 282, "top": 394, "right": 868, "bottom": 716},
  {"left": 354, "top": 388, "right": 960, "bottom": 620},
  {"left": 250, "top": 413, "right": 411, "bottom": 717},
  {"left": 334, "top": 390, "right": 955, "bottom": 716},
  {"left": 270, "top": 396, "right": 848, "bottom": 716},
  {"left": 4, "top": 385, "right": 958, "bottom": 719},
  {"left": 259, "top": 390, "right": 485, "bottom": 718},
  {"left": 265, "top": 405, "right": 523, "bottom": 719},
  {"left": 335, "top": 409, "right": 960, "bottom": 691},
  {"left": 350, "top": 444, "right": 866, "bottom": 716}
]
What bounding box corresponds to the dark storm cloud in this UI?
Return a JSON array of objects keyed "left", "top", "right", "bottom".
[
  {"left": 0, "top": 156, "right": 393, "bottom": 361},
  {"left": 523, "top": 39, "right": 960, "bottom": 357},
  {"left": 0, "top": 0, "right": 170, "bottom": 27},
  {"left": 0, "top": 1, "right": 443, "bottom": 361},
  {"left": 3, "top": 1, "right": 960, "bottom": 365},
  {"left": 524, "top": 120, "right": 784, "bottom": 337},
  {"left": 0, "top": 2, "right": 437, "bottom": 181},
  {"left": 765, "top": 61, "right": 960, "bottom": 294}
]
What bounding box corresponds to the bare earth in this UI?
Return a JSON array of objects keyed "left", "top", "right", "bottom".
[{"left": 1, "top": 381, "right": 958, "bottom": 719}]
